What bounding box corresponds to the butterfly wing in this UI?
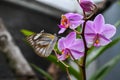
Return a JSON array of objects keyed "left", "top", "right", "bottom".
[{"left": 26, "top": 32, "right": 57, "bottom": 57}]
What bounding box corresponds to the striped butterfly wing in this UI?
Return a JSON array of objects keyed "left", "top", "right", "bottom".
[{"left": 26, "top": 32, "right": 57, "bottom": 57}]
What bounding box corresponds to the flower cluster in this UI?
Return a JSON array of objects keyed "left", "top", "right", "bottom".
[{"left": 57, "top": 0, "right": 116, "bottom": 61}]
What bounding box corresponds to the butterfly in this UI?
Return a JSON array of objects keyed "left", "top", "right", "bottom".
[{"left": 26, "top": 30, "right": 57, "bottom": 57}]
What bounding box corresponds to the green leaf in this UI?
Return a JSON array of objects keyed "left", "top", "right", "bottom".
[
  {"left": 31, "top": 63, "right": 53, "bottom": 80},
  {"left": 90, "top": 55, "right": 120, "bottom": 80},
  {"left": 86, "top": 37, "right": 120, "bottom": 67},
  {"left": 76, "top": 25, "right": 82, "bottom": 32},
  {"left": 76, "top": 25, "right": 82, "bottom": 38},
  {"left": 47, "top": 55, "right": 81, "bottom": 79},
  {"left": 114, "top": 20, "right": 120, "bottom": 28},
  {"left": 21, "top": 29, "right": 35, "bottom": 36}
]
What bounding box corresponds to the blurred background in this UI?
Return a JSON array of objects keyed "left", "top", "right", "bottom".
[{"left": 0, "top": 0, "right": 120, "bottom": 80}]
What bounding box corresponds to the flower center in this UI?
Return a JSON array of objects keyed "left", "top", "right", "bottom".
[
  {"left": 61, "top": 15, "right": 70, "bottom": 28},
  {"left": 94, "top": 34, "right": 100, "bottom": 46},
  {"left": 62, "top": 49, "right": 70, "bottom": 58},
  {"left": 95, "top": 39, "right": 99, "bottom": 44}
]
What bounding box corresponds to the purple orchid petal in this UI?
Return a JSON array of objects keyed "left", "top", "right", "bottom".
[
  {"left": 58, "top": 25, "right": 65, "bottom": 28},
  {"left": 85, "top": 21, "right": 95, "bottom": 34},
  {"left": 67, "top": 13, "right": 84, "bottom": 29},
  {"left": 99, "top": 34, "right": 111, "bottom": 46},
  {"left": 68, "top": 13, "right": 83, "bottom": 21},
  {"left": 64, "top": 13, "right": 76, "bottom": 18},
  {"left": 85, "top": 33, "right": 96, "bottom": 46},
  {"left": 64, "top": 32, "right": 76, "bottom": 47},
  {"left": 102, "top": 24, "right": 116, "bottom": 38},
  {"left": 69, "top": 39, "right": 84, "bottom": 52},
  {"left": 94, "top": 14, "right": 105, "bottom": 33},
  {"left": 57, "top": 53, "right": 67, "bottom": 61},
  {"left": 70, "top": 21, "right": 84, "bottom": 29},
  {"left": 58, "top": 38, "right": 65, "bottom": 51},
  {"left": 70, "top": 49, "right": 84, "bottom": 60},
  {"left": 58, "top": 28, "right": 66, "bottom": 34}
]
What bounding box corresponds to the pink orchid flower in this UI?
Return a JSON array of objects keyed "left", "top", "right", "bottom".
[
  {"left": 58, "top": 13, "right": 84, "bottom": 34},
  {"left": 57, "top": 32, "right": 84, "bottom": 60},
  {"left": 85, "top": 14, "right": 116, "bottom": 47},
  {"left": 80, "top": 0, "right": 94, "bottom": 12}
]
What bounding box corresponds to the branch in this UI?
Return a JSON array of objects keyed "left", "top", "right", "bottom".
[{"left": 0, "top": 19, "right": 38, "bottom": 80}]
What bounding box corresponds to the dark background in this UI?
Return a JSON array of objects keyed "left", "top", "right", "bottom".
[{"left": 0, "top": 1, "right": 60, "bottom": 80}]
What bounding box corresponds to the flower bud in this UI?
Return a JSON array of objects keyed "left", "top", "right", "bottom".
[{"left": 80, "top": 0, "right": 94, "bottom": 12}]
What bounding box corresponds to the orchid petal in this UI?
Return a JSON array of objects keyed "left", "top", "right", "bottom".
[
  {"left": 57, "top": 53, "right": 67, "bottom": 61},
  {"left": 58, "top": 38, "right": 65, "bottom": 51},
  {"left": 68, "top": 13, "right": 83, "bottom": 21},
  {"left": 58, "top": 28, "right": 66, "bottom": 34},
  {"left": 85, "top": 33, "right": 96, "bottom": 46},
  {"left": 70, "top": 21, "right": 84, "bottom": 29},
  {"left": 102, "top": 24, "right": 116, "bottom": 38},
  {"left": 69, "top": 39, "right": 84, "bottom": 52},
  {"left": 85, "top": 21, "right": 95, "bottom": 33},
  {"left": 99, "top": 35, "right": 111, "bottom": 46},
  {"left": 68, "top": 13, "right": 83, "bottom": 29},
  {"left": 94, "top": 14, "right": 105, "bottom": 33},
  {"left": 70, "top": 50, "right": 84, "bottom": 60},
  {"left": 64, "top": 32, "right": 76, "bottom": 47},
  {"left": 58, "top": 25, "right": 64, "bottom": 28}
]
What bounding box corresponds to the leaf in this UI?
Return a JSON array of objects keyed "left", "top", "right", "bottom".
[
  {"left": 86, "top": 37, "right": 120, "bottom": 67},
  {"left": 47, "top": 55, "right": 81, "bottom": 79},
  {"left": 21, "top": 29, "right": 34, "bottom": 36},
  {"left": 90, "top": 55, "right": 120, "bottom": 80},
  {"left": 114, "top": 20, "right": 120, "bottom": 28},
  {"left": 76, "top": 26, "right": 82, "bottom": 38},
  {"left": 31, "top": 63, "right": 53, "bottom": 80}
]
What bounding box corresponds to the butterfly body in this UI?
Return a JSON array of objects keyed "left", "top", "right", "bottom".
[{"left": 26, "top": 31, "right": 57, "bottom": 57}]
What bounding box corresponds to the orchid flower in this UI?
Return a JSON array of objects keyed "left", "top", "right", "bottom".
[
  {"left": 58, "top": 13, "right": 84, "bottom": 34},
  {"left": 57, "top": 32, "right": 84, "bottom": 60},
  {"left": 85, "top": 14, "right": 116, "bottom": 47},
  {"left": 79, "top": 0, "right": 94, "bottom": 12}
]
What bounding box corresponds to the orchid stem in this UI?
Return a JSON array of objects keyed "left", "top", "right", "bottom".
[{"left": 81, "top": 10, "right": 88, "bottom": 80}]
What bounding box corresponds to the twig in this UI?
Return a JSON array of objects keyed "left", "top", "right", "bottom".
[
  {"left": 53, "top": 49, "right": 71, "bottom": 80},
  {"left": 66, "top": 67, "right": 72, "bottom": 80}
]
